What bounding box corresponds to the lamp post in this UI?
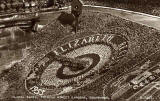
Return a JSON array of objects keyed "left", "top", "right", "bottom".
[{"left": 71, "top": 0, "right": 83, "bottom": 33}]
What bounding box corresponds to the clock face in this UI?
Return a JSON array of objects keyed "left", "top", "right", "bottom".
[
  {"left": 25, "top": 34, "right": 128, "bottom": 96},
  {"left": 23, "top": 4, "right": 160, "bottom": 97}
]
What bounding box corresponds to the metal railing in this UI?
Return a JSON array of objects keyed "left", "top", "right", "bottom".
[{"left": 0, "top": 0, "right": 71, "bottom": 31}]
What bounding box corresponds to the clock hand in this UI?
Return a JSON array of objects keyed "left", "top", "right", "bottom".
[{"left": 52, "top": 54, "right": 88, "bottom": 72}]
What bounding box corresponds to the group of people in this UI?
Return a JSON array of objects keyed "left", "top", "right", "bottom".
[
  {"left": 0, "top": 0, "right": 70, "bottom": 13},
  {"left": 0, "top": 0, "right": 37, "bottom": 13}
]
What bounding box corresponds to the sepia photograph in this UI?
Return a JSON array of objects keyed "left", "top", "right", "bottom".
[{"left": 0, "top": 0, "right": 160, "bottom": 101}]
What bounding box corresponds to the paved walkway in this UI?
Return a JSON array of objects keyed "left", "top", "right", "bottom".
[{"left": 83, "top": 5, "right": 160, "bottom": 30}]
